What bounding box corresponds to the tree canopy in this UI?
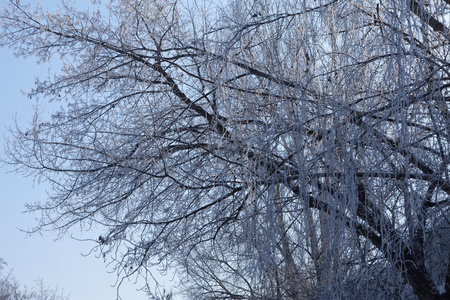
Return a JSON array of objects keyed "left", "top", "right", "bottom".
[{"left": 1, "top": 0, "right": 450, "bottom": 299}]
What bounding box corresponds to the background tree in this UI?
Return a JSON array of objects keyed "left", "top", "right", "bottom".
[
  {"left": 1, "top": 0, "right": 450, "bottom": 299},
  {"left": 0, "top": 258, "right": 69, "bottom": 300}
]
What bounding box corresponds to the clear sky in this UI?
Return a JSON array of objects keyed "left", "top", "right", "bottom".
[{"left": 0, "top": 1, "right": 172, "bottom": 299}]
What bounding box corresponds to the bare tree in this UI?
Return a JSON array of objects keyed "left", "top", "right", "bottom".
[
  {"left": 0, "top": 258, "right": 69, "bottom": 300},
  {"left": 2, "top": 0, "right": 450, "bottom": 299}
]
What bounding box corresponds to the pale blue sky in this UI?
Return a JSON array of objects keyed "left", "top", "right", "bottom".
[{"left": 0, "top": 1, "right": 171, "bottom": 299}]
